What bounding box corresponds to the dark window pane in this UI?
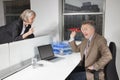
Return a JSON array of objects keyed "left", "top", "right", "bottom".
[
  {"left": 5, "top": 16, "right": 19, "bottom": 24},
  {"left": 64, "top": 14, "right": 103, "bottom": 41},
  {"left": 3, "top": 0, "right": 30, "bottom": 24}
]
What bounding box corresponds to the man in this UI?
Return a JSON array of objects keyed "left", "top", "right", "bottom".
[{"left": 68, "top": 20, "right": 112, "bottom": 80}]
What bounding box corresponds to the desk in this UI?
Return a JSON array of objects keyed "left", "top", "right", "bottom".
[{"left": 3, "top": 53, "right": 81, "bottom": 80}]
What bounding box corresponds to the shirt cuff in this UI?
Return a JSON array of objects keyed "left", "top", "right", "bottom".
[{"left": 69, "top": 37, "right": 74, "bottom": 42}]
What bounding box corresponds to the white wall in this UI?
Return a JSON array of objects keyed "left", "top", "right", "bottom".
[
  {"left": 30, "top": 0, "right": 60, "bottom": 42},
  {"left": 9, "top": 35, "right": 51, "bottom": 66},
  {"left": 0, "top": 0, "right": 5, "bottom": 26},
  {"left": 105, "top": 0, "right": 120, "bottom": 78},
  {"left": 0, "top": 43, "right": 9, "bottom": 71},
  {"left": 0, "top": 35, "right": 51, "bottom": 69},
  {"left": 0, "top": 35, "right": 52, "bottom": 79}
]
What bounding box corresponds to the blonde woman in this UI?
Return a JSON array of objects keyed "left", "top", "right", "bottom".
[{"left": 0, "top": 9, "right": 36, "bottom": 44}]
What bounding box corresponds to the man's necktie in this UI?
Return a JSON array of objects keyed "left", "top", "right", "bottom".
[
  {"left": 85, "top": 40, "right": 90, "bottom": 56},
  {"left": 81, "top": 40, "right": 90, "bottom": 68}
]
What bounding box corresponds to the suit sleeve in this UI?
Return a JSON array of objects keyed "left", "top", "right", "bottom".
[
  {"left": 69, "top": 41, "right": 81, "bottom": 52},
  {"left": 93, "top": 38, "right": 112, "bottom": 71},
  {"left": 14, "top": 35, "right": 23, "bottom": 41},
  {"left": 11, "top": 20, "right": 34, "bottom": 41},
  {"left": 10, "top": 22, "right": 24, "bottom": 41},
  {"left": 13, "top": 28, "right": 35, "bottom": 41}
]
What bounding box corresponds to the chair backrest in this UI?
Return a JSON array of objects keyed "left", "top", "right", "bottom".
[{"left": 104, "top": 42, "right": 119, "bottom": 80}]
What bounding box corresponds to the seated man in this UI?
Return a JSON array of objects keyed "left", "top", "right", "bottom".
[{"left": 67, "top": 20, "right": 112, "bottom": 80}]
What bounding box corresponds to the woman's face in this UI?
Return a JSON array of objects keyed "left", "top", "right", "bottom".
[{"left": 24, "top": 15, "right": 35, "bottom": 26}]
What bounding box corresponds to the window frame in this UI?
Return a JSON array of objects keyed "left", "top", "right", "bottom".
[{"left": 62, "top": 0, "right": 105, "bottom": 41}]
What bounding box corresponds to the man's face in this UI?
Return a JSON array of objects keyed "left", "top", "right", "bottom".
[{"left": 81, "top": 24, "right": 95, "bottom": 39}]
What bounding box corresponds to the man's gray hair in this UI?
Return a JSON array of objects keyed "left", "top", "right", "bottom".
[{"left": 82, "top": 20, "right": 96, "bottom": 29}]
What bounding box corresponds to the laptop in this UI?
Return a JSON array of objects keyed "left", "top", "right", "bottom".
[{"left": 37, "top": 44, "right": 60, "bottom": 61}]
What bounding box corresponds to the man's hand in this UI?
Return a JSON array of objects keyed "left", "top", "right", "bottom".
[
  {"left": 87, "top": 66, "right": 94, "bottom": 70},
  {"left": 70, "top": 31, "right": 76, "bottom": 39}
]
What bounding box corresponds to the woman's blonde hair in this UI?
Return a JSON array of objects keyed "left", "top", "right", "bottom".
[{"left": 20, "top": 9, "right": 36, "bottom": 22}]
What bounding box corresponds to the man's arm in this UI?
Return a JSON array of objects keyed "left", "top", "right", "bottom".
[
  {"left": 69, "top": 31, "right": 81, "bottom": 52},
  {"left": 69, "top": 40, "right": 81, "bottom": 52},
  {"left": 92, "top": 38, "right": 112, "bottom": 71}
]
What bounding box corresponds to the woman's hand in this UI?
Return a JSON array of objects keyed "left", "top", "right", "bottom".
[
  {"left": 22, "top": 27, "right": 34, "bottom": 39},
  {"left": 27, "top": 27, "right": 34, "bottom": 35}
]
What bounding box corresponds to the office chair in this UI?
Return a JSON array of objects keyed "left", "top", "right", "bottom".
[
  {"left": 92, "top": 42, "right": 119, "bottom": 80},
  {"left": 104, "top": 42, "right": 119, "bottom": 80}
]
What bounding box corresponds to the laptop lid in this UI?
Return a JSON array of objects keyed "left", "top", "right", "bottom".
[{"left": 37, "top": 44, "right": 55, "bottom": 60}]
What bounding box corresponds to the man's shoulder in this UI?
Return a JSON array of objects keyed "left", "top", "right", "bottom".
[
  {"left": 94, "top": 33, "right": 107, "bottom": 45},
  {"left": 94, "top": 33, "right": 105, "bottom": 40}
]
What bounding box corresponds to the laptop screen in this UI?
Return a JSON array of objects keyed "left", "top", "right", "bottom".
[{"left": 37, "top": 44, "right": 54, "bottom": 60}]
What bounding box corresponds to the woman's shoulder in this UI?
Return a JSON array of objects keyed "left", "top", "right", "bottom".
[
  {"left": 7, "top": 18, "right": 23, "bottom": 27},
  {"left": 12, "top": 18, "right": 23, "bottom": 25}
]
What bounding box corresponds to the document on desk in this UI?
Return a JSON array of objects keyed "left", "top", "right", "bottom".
[{"left": 3, "top": 53, "right": 81, "bottom": 80}]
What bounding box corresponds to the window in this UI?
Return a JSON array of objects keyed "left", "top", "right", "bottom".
[
  {"left": 63, "top": 0, "right": 104, "bottom": 41},
  {"left": 3, "top": 0, "right": 30, "bottom": 24}
]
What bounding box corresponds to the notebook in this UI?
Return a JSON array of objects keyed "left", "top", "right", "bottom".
[{"left": 37, "top": 44, "right": 60, "bottom": 61}]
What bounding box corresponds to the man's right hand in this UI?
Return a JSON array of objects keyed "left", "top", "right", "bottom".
[{"left": 70, "top": 31, "right": 76, "bottom": 39}]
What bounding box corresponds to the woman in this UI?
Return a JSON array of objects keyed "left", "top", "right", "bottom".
[{"left": 0, "top": 9, "right": 36, "bottom": 44}]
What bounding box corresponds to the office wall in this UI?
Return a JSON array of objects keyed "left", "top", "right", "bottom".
[
  {"left": 9, "top": 35, "right": 51, "bottom": 66},
  {"left": 0, "top": 35, "right": 52, "bottom": 79},
  {"left": 30, "top": 0, "right": 61, "bottom": 42},
  {"left": 105, "top": 0, "right": 120, "bottom": 78},
  {"left": 0, "top": 43, "right": 9, "bottom": 71},
  {"left": 0, "top": 0, "right": 5, "bottom": 26}
]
